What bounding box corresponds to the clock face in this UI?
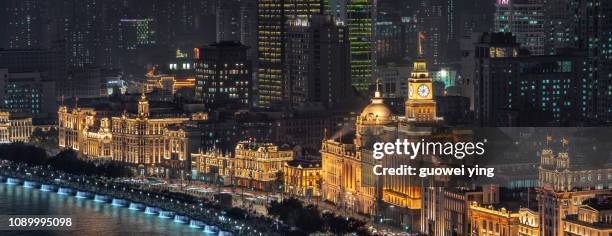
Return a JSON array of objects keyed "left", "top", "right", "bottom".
[
  {"left": 418, "top": 84, "right": 430, "bottom": 98},
  {"left": 409, "top": 86, "right": 414, "bottom": 97}
]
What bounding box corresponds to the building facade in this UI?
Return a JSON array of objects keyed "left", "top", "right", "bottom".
[
  {"left": 0, "top": 111, "right": 34, "bottom": 143},
  {"left": 58, "top": 93, "right": 201, "bottom": 174},
  {"left": 284, "top": 15, "right": 351, "bottom": 108},
  {"left": 191, "top": 140, "right": 294, "bottom": 191},
  {"left": 256, "top": 0, "right": 324, "bottom": 108},
  {"left": 494, "top": 0, "right": 545, "bottom": 55},
  {"left": 321, "top": 56, "right": 444, "bottom": 229},
  {"left": 195, "top": 41, "right": 252, "bottom": 108},
  {"left": 283, "top": 159, "right": 322, "bottom": 198}
]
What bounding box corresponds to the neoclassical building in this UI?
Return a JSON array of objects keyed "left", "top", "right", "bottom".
[
  {"left": 58, "top": 93, "right": 202, "bottom": 174},
  {"left": 284, "top": 159, "right": 322, "bottom": 198},
  {"left": 539, "top": 137, "right": 612, "bottom": 192},
  {"left": 468, "top": 202, "right": 541, "bottom": 236},
  {"left": 110, "top": 92, "right": 189, "bottom": 165},
  {"left": 537, "top": 136, "right": 612, "bottom": 236},
  {"left": 191, "top": 140, "right": 294, "bottom": 191},
  {"left": 0, "top": 111, "right": 34, "bottom": 143},
  {"left": 321, "top": 57, "right": 447, "bottom": 229}
]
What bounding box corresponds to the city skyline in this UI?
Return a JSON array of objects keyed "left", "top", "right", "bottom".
[{"left": 0, "top": 0, "right": 611, "bottom": 235}]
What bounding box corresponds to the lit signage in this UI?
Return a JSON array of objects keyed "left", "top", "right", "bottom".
[{"left": 497, "top": 0, "right": 509, "bottom": 5}]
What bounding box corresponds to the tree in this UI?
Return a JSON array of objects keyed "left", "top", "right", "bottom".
[{"left": 28, "top": 127, "right": 58, "bottom": 151}]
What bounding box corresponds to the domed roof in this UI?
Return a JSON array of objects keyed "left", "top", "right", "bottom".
[{"left": 359, "top": 83, "right": 392, "bottom": 124}]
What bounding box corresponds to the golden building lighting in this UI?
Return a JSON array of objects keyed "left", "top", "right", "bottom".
[
  {"left": 191, "top": 149, "right": 233, "bottom": 184},
  {"left": 321, "top": 52, "right": 443, "bottom": 228},
  {"left": 58, "top": 106, "right": 97, "bottom": 151},
  {"left": 58, "top": 93, "right": 201, "bottom": 173},
  {"left": 81, "top": 118, "right": 112, "bottom": 159},
  {"left": 321, "top": 138, "right": 378, "bottom": 215},
  {"left": 468, "top": 202, "right": 522, "bottom": 236},
  {"left": 110, "top": 92, "right": 189, "bottom": 166},
  {"left": 191, "top": 140, "right": 294, "bottom": 191},
  {"left": 562, "top": 198, "right": 612, "bottom": 236},
  {"left": 283, "top": 159, "right": 322, "bottom": 198},
  {"left": 233, "top": 141, "right": 293, "bottom": 191},
  {"left": 0, "top": 111, "right": 34, "bottom": 143},
  {"left": 518, "top": 208, "right": 540, "bottom": 236}
]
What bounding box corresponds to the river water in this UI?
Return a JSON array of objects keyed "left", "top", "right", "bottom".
[{"left": 0, "top": 182, "right": 206, "bottom": 235}]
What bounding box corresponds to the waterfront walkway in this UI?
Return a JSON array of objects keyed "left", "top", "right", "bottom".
[{"left": 0, "top": 161, "right": 288, "bottom": 236}]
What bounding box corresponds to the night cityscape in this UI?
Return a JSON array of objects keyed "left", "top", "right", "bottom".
[{"left": 0, "top": 0, "right": 611, "bottom": 235}]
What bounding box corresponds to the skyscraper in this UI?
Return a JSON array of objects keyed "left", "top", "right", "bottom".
[
  {"left": 3, "top": 0, "right": 43, "bottom": 49},
  {"left": 195, "top": 41, "right": 252, "bottom": 108},
  {"left": 494, "top": 0, "right": 545, "bottom": 55},
  {"left": 216, "top": 0, "right": 241, "bottom": 43},
  {"left": 474, "top": 33, "right": 590, "bottom": 126},
  {"left": 347, "top": 0, "right": 375, "bottom": 92},
  {"left": 256, "top": 0, "right": 324, "bottom": 108},
  {"left": 284, "top": 15, "right": 350, "bottom": 108}
]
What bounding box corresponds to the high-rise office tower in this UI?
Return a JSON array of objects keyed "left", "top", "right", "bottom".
[
  {"left": 59, "top": 0, "right": 102, "bottom": 68},
  {"left": 494, "top": 0, "right": 545, "bottom": 55},
  {"left": 474, "top": 33, "right": 590, "bottom": 126},
  {"left": 216, "top": 0, "right": 258, "bottom": 60},
  {"left": 256, "top": 0, "right": 324, "bottom": 108},
  {"left": 542, "top": 0, "right": 581, "bottom": 55},
  {"left": 416, "top": 0, "right": 458, "bottom": 67},
  {"left": 590, "top": 0, "right": 612, "bottom": 122},
  {"left": 239, "top": 1, "right": 258, "bottom": 60},
  {"left": 375, "top": 14, "right": 405, "bottom": 65},
  {"left": 3, "top": 0, "right": 44, "bottom": 49},
  {"left": 346, "top": 0, "right": 375, "bottom": 93},
  {"left": 195, "top": 41, "right": 252, "bottom": 108},
  {"left": 284, "top": 15, "right": 351, "bottom": 108},
  {"left": 216, "top": 0, "right": 241, "bottom": 43}
]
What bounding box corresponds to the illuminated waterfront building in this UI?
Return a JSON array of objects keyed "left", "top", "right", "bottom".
[
  {"left": 283, "top": 159, "right": 322, "bottom": 198},
  {"left": 518, "top": 208, "right": 540, "bottom": 236},
  {"left": 347, "top": 0, "right": 375, "bottom": 92},
  {"left": 233, "top": 141, "right": 293, "bottom": 190},
  {"left": 562, "top": 197, "right": 612, "bottom": 236},
  {"left": 422, "top": 188, "right": 489, "bottom": 236},
  {"left": 192, "top": 140, "right": 293, "bottom": 191},
  {"left": 321, "top": 137, "right": 378, "bottom": 215},
  {"left": 58, "top": 93, "right": 204, "bottom": 172},
  {"left": 468, "top": 202, "right": 540, "bottom": 236},
  {"left": 195, "top": 41, "right": 251, "bottom": 108},
  {"left": 0, "top": 111, "right": 34, "bottom": 143},
  {"left": 191, "top": 149, "right": 234, "bottom": 184},
  {"left": 58, "top": 106, "right": 97, "bottom": 151},
  {"left": 81, "top": 117, "right": 112, "bottom": 159},
  {"left": 539, "top": 137, "right": 612, "bottom": 192},
  {"left": 537, "top": 136, "right": 612, "bottom": 236},
  {"left": 110, "top": 92, "right": 189, "bottom": 166},
  {"left": 538, "top": 189, "right": 610, "bottom": 236},
  {"left": 321, "top": 51, "right": 445, "bottom": 228},
  {"left": 256, "top": 0, "right": 324, "bottom": 108}
]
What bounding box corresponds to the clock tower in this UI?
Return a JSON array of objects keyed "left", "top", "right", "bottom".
[{"left": 405, "top": 33, "right": 438, "bottom": 122}]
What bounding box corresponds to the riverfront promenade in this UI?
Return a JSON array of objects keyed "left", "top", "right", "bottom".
[{"left": 0, "top": 160, "right": 288, "bottom": 236}]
